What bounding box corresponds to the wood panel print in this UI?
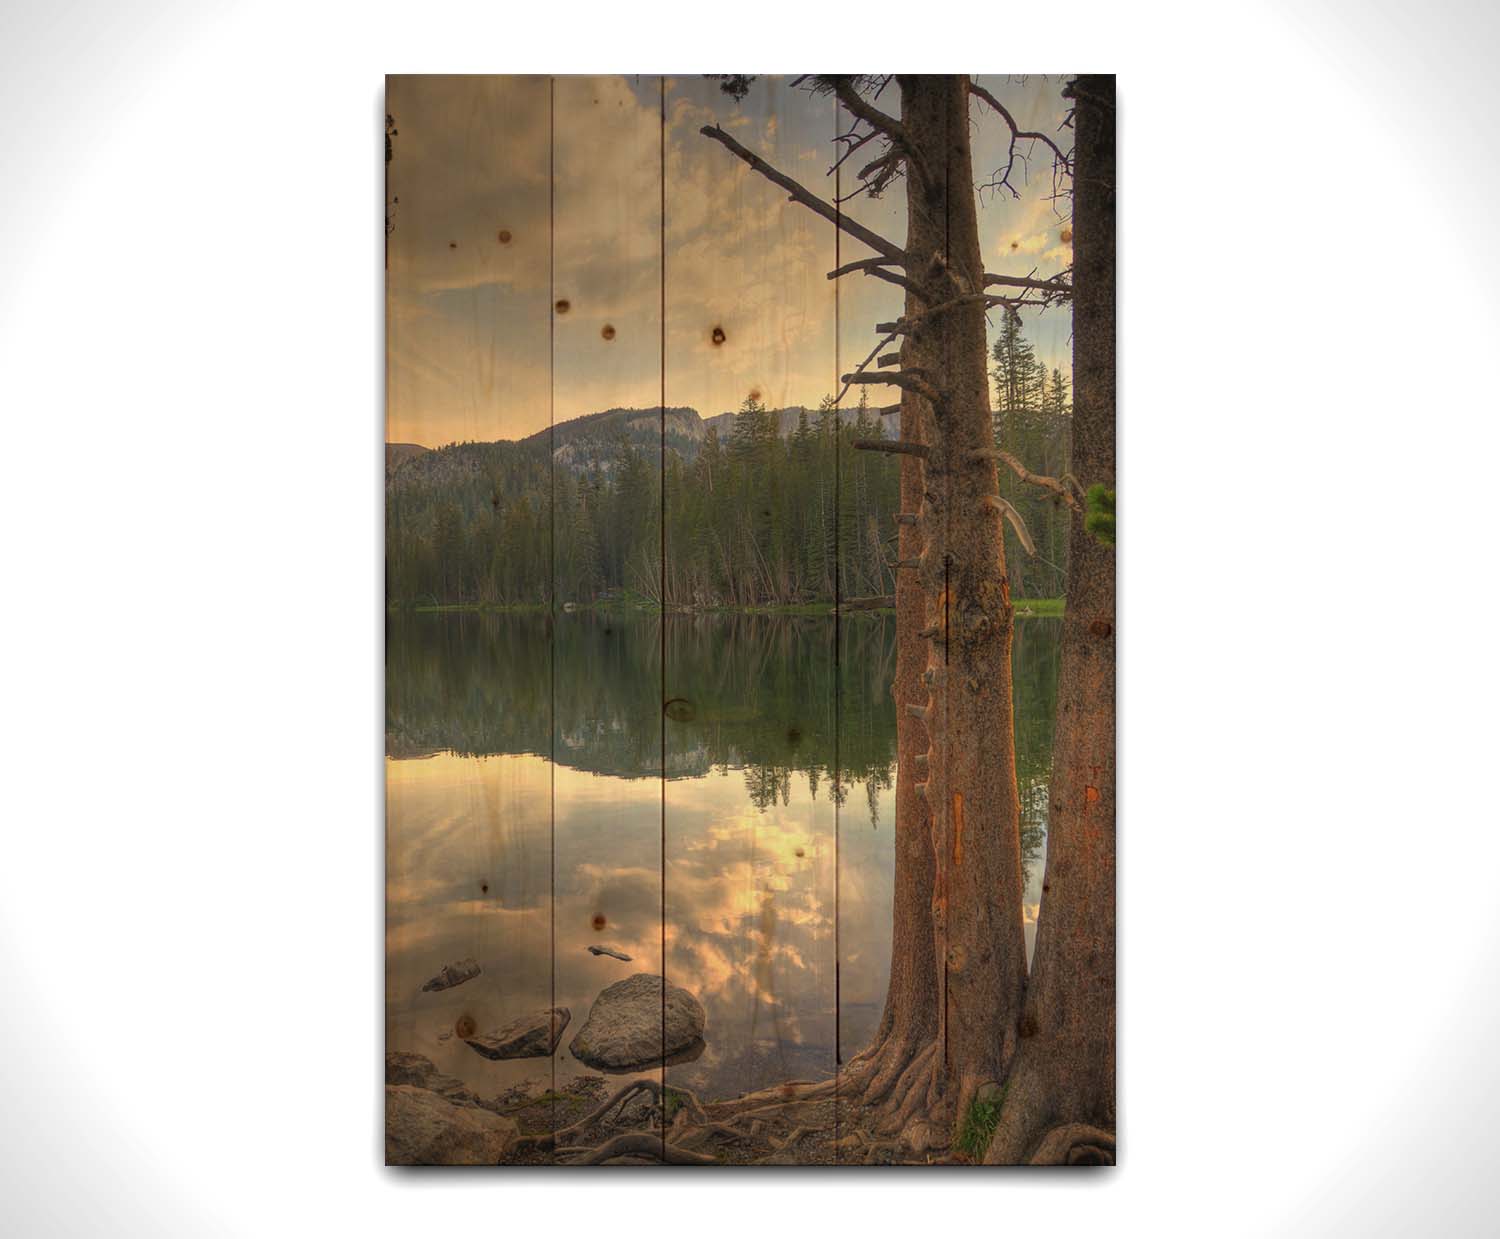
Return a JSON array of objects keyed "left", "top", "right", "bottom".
[{"left": 385, "top": 73, "right": 1115, "bottom": 1167}]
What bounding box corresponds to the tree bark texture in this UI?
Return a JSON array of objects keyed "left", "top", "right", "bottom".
[
  {"left": 898, "top": 74, "right": 1029, "bottom": 1132},
  {"left": 985, "top": 72, "right": 1116, "bottom": 1166}
]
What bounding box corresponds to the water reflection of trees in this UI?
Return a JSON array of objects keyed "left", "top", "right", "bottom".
[{"left": 386, "top": 611, "right": 1059, "bottom": 848}]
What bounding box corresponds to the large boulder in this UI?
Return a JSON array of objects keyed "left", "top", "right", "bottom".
[
  {"left": 420, "top": 956, "right": 481, "bottom": 992},
  {"left": 385, "top": 1084, "right": 519, "bottom": 1165},
  {"left": 569, "top": 973, "right": 706, "bottom": 1071},
  {"left": 465, "top": 1007, "right": 570, "bottom": 1060},
  {"left": 385, "top": 1050, "right": 499, "bottom": 1114}
]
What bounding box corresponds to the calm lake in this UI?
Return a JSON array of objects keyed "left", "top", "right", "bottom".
[{"left": 386, "top": 611, "right": 1060, "bottom": 1102}]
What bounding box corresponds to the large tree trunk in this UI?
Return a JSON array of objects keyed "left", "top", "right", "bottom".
[
  {"left": 985, "top": 73, "right": 1116, "bottom": 1166},
  {"left": 848, "top": 76, "right": 1029, "bottom": 1146},
  {"left": 840, "top": 400, "right": 940, "bottom": 1106},
  {"left": 703, "top": 74, "right": 1031, "bottom": 1158}
]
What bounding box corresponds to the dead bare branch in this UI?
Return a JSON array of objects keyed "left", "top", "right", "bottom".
[
  {"left": 970, "top": 78, "right": 1073, "bottom": 202},
  {"left": 842, "top": 371, "right": 942, "bottom": 405},
  {"left": 875, "top": 291, "right": 1057, "bottom": 342},
  {"left": 827, "top": 256, "right": 900, "bottom": 280},
  {"left": 835, "top": 328, "right": 901, "bottom": 405},
  {"left": 827, "top": 77, "right": 934, "bottom": 191},
  {"left": 981, "top": 494, "right": 1038, "bottom": 556},
  {"left": 699, "top": 124, "right": 905, "bottom": 263},
  {"left": 863, "top": 264, "right": 921, "bottom": 296},
  {"left": 968, "top": 448, "right": 1083, "bottom": 512},
  {"left": 983, "top": 271, "right": 1072, "bottom": 298},
  {"left": 828, "top": 127, "right": 878, "bottom": 175}
]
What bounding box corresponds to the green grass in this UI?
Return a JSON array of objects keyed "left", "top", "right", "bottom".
[
  {"left": 1014, "top": 596, "right": 1064, "bottom": 616},
  {"left": 953, "top": 1088, "right": 1007, "bottom": 1162},
  {"left": 662, "top": 1086, "right": 689, "bottom": 1121},
  {"left": 407, "top": 601, "right": 547, "bottom": 614}
]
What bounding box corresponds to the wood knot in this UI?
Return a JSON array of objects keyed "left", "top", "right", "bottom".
[
  {"left": 554, "top": 298, "right": 571, "bottom": 314},
  {"left": 497, "top": 228, "right": 512, "bottom": 244},
  {"left": 1089, "top": 619, "right": 1112, "bottom": 638},
  {"left": 710, "top": 325, "right": 727, "bottom": 346},
  {"left": 601, "top": 324, "right": 616, "bottom": 340},
  {"left": 1019, "top": 1014, "right": 1039, "bottom": 1039},
  {"left": 455, "top": 1014, "right": 477, "bottom": 1039}
]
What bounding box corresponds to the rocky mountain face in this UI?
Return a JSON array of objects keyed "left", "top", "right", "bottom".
[{"left": 387, "top": 403, "right": 899, "bottom": 488}]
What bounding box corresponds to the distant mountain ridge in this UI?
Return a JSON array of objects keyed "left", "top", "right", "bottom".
[
  {"left": 386, "top": 442, "right": 430, "bottom": 471},
  {"left": 387, "top": 403, "right": 898, "bottom": 486}
]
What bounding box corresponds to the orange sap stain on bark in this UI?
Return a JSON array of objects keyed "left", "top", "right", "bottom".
[
  {"left": 1084, "top": 785, "right": 1100, "bottom": 810},
  {"left": 952, "top": 792, "right": 965, "bottom": 866}
]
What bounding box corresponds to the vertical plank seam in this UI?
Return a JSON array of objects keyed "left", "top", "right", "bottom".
[
  {"left": 547, "top": 74, "right": 558, "bottom": 1161},
  {"left": 658, "top": 73, "right": 668, "bottom": 1163},
  {"left": 832, "top": 88, "right": 843, "bottom": 1163},
  {"left": 941, "top": 81, "right": 952, "bottom": 1079}
]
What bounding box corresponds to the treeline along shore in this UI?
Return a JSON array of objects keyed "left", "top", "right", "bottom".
[{"left": 387, "top": 314, "right": 1072, "bottom": 611}]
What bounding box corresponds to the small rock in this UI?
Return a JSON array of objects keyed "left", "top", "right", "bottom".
[
  {"left": 386, "top": 1085, "right": 519, "bottom": 1165},
  {"left": 420, "top": 956, "right": 481, "bottom": 993},
  {"left": 465, "top": 1007, "right": 571, "bottom": 1060},
  {"left": 587, "top": 944, "right": 632, "bottom": 961},
  {"left": 568, "top": 973, "right": 706, "bottom": 1071},
  {"left": 900, "top": 1118, "right": 933, "bottom": 1154}
]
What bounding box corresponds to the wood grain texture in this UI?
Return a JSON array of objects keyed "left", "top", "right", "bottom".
[
  {"left": 384, "top": 74, "right": 555, "bottom": 1160},
  {"left": 661, "top": 79, "right": 839, "bottom": 1157},
  {"left": 549, "top": 74, "right": 665, "bottom": 1153}
]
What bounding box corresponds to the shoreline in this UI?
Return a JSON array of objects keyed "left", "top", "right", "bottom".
[{"left": 393, "top": 598, "right": 1066, "bottom": 619}]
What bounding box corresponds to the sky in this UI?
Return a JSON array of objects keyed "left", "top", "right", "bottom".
[{"left": 385, "top": 75, "right": 1075, "bottom": 449}]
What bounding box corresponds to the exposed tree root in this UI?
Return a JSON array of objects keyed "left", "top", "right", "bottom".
[
  {"left": 675, "top": 1121, "right": 751, "bottom": 1149},
  {"left": 749, "top": 1125, "right": 815, "bottom": 1165},
  {"left": 716, "top": 1098, "right": 829, "bottom": 1128},
  {"left": 980, "top": 1055, "right": 1115, "bottom": 1166},
  {"left": 525, "top": 1077, "right": 707, "bottom": 1153},
  {"left": 562, "top": 1131, "right": 717, "bottom": 1166},
  {"left": 703, "top": 1078, "right": 839, "bottom": 1118},
  {"left": 1028, "top": 1124, "right": 1115, "bottom": 1166}
]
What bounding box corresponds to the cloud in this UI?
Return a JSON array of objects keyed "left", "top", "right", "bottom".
[{"left": 387, "top": 74, "right": 1077, "bottom": 447}]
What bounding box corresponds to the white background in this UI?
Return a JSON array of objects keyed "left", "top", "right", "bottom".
[{"left": 2, "top": 1, "right": 1498, "bottom": 1234}]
